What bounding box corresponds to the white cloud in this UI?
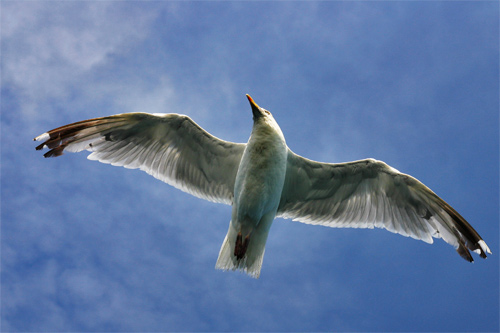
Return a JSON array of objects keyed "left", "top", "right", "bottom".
[{"left": 1, "top": 2, "right": 160, "bottom": 120}]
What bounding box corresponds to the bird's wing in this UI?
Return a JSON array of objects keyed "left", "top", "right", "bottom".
[
  {"left": 277, "top": 149, "right": 491, "bottom": 261},
  {"left": 34, "top": 113, "right": 245, "bottom": 204}
]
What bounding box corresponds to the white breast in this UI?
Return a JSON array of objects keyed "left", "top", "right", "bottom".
[{"left": 234, "top": 119, "right": 288, "bottom": 221}]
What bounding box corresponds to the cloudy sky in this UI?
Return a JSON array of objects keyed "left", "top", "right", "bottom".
[{"left": 1, "top": 1, "right": 498, "bottom": 332}]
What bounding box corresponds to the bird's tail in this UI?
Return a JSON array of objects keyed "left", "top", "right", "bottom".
[{"left": 215, "top": 221, "right": 268, "bottom": 279}]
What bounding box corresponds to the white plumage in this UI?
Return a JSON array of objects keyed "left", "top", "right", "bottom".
[{"left": 34, "top": 95, "right": 491, "bottom": 278}]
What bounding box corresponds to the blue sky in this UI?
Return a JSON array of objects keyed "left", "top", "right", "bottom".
[{"left": 1, "top": 1, "right": 498, "bottom": 332}]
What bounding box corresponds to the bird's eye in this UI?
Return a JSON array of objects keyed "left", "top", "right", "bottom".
[{"left": 265, "top": 110, "right": 271, "bottom": 115}]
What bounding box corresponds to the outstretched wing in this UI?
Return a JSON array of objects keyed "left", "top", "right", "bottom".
[
  {"left": 34, "top": 113, "right": 245, "bottom": 204},
  {"left": 278, "top": 150, "right": 491, "bottom": 261}
]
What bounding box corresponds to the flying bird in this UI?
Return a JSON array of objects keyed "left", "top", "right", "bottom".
[{"left": 34, "top": 95, "right": 491, "bottom": 278}]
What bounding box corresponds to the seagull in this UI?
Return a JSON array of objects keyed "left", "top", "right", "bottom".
[{"left": 34, "top": 94, "right": 491, "bottom": 278}]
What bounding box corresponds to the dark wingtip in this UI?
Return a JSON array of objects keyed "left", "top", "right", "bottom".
[
  {"left": 434, "top": 196, "right": 491, "bottom": 262},
  {"left": 457, "top": 241, "right": 474, "bottom": 262},
  {"left": 43, "top": 147, "right": 65, "bottom": 158},
  {"left": 476, "top": 240, "right": 491, "bottom": 259}
]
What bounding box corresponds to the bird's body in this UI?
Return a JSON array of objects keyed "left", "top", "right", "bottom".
[
  {"left": 35, "top": 95, "right": 491, "bottom": 278},
  {"left": 216, "top": 98, "right": 288, "bottom": 276}
]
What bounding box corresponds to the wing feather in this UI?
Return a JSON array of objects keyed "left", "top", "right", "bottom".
[
  {"left": 278, "top": 149, "right": 491, "bottom": 261},
  {"left": 35, "top": 113, "right": 245, "bottom": 204}
]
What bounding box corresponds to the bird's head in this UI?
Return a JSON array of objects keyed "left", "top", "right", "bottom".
[
  {"left": 246, "top": 94, "right": 274, "bottom": 122},
  {"left": 246, "top": 94, "right": 285, "bottom": 141}
]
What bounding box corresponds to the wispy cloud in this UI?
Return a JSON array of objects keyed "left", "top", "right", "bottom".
[{"left": 2, "top": 1, "right": 160, "bottom": 125}]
